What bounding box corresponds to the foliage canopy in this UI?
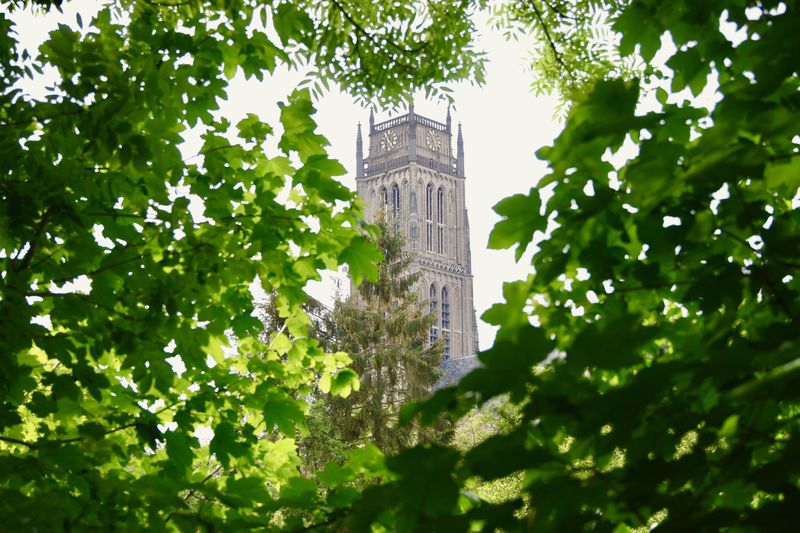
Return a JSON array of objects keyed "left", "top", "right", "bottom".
[
  {"left": 2, "top": 0, "right": 800, "bottom": 531},
  {"left": 0, "top": 0, "right": 482, "bottom": 528},
  {"left": 396, "top": 0, "right": 800, "bottom": 530}
]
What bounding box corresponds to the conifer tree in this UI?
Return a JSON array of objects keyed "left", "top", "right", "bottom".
[{"left": 328, "top": 216, "right": 447, "bottom": 454}]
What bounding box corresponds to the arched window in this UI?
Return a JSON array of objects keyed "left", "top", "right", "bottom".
[
  {"left": 441, "top": 287, "right": 450, "bottom": 358},
  {"left": 426, "top": 183, "right": 433, "bottom": 221},
  {"left": 429, "top": 283, "right": 438, "bottom": 343},
  {"left": 381, "top": 186, "right": 388, "bottom": 207},
  {"left": 392, "top": 183, "right": 400, "bottom": 218},
  {"left": 437, "top": 187, "right": 445, "bottom": 254},
  {"left": 427, "top": 224, "right": 432, "bottom": 251},
  {"left": 425, "top": 183, "right": 433, "bottom": 251}
]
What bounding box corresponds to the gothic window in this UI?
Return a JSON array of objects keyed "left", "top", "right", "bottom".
[
  {"left": 437, "top": 187, "right": 445, "bottom": 254},
  {"left": 429, "top": 283, "right": 439, "bottom": 343},
  {"left": 426, "top": 183, "right": 433, "bottom": 220},
  {"left": 437, "top": 187, "right": 444, "bottom": 224},
  {"left": 410, "top": 192, "right": 417, "bottom": 214},
  {"left": 381, "top": 186, "right": 388, "bottom": 208},
  {"left": 426, "top": 224, "right": 432, "bottom": 251},
  {"left": 392, "top": 183, "right": 400, "bottom": 217},
  {"left": 426, "top": 183, "right": 433, "bottom": 252},
  {"left": 441, "top": 287, "right": 450, "bottom": 358}
]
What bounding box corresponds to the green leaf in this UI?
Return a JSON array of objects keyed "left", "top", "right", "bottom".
[
  {"left": 279, "top": 476, "right": 318, "bottom": 506},
  {"left": 719, "top": 415, "right": 739, "bottom": 438},
  {"left": 570, "top": 314, "right": 657, "bottom": 369},
  {"left": 278, "top": 89, "right": 329, "bottom": 161},
  {"left": 385, "top": 446, "right": 461, "bottom": 517},
  {"left": 78, "top": 422, "right": 107, "bottom": 440},
  {"left": 262, "top": 390, "right": 306, "bottom": 435},
  {"left": 764, "top": 156, "right": 800, "bottom": 191},
  {"left": 236, "top": 113, "right": 273, "bottom": 142},
  {"left": 210, "top": 422, "right": 245, "bottom": 469},
  {"left": 226, "top": 476, "right": 272, "bottom": 505},
  {"left": 165, "top": 431, "right": 194, "bottom": 477},
  {"left": 339, "top": 235, "right": 382, "bottom": 285},
  {"left": 329, "top": 368, "right": 359, "bottom": 398},
  {"left": 614, "top": 3, "right": 660, "bottom": 61},
  {"left": 488, "top": 190, "right": 546, "bottom": 260},
  {"left": 462, "top": 326, "right": 554, "bottom": 402},
  {"left": 273, "top": 3, "right": 313, "bottom": 46}
]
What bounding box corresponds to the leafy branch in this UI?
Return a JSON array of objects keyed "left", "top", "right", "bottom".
[
  {"left": 141, "top": 0, "right": 193, "bottom": 7},
  {"left": 526, "top": 0, "right": 577, "bottom": 83},
  {"left": 328, "top": 0, "right": 417, "bottom": 74},
  {"left": 164, "top": 464, "right": 224, "bottom": 524},
  {"left": 0, "top": 400, "right": 184, "bottom": 450}
]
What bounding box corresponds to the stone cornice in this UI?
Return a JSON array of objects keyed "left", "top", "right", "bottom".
[{"left": 417, "top": 256, "right": 466, "bottom": 275}]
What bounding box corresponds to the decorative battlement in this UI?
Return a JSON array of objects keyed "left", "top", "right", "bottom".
[
  {"left": 364, "top": 155, "right": 410, "bottom": 175},
  {"left": 373, "top": 114, "right": 409, "bottom": 132},
  {"left": 409, "top": 114, "right": 449, "bottom": 132},
  {"left": 417, "top": 256, "right": 467, "bottom": 275},
  {"left": 372, "top": 113, "right": 448, "bottom": 134},
  {"left": 416, "top": 155, "right": 458, "bottom": 175},
  {"left": 364, "top": 155, "right": 457, "bottom": 177}
]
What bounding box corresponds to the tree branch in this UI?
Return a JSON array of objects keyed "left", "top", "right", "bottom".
[
  {"left": 14, "top": 208, "right": 50, "bottom": 273},
  {"left": 610, "top": 279, "right": 694, "bottom": 294},
  {"left": 141, "top": 0, "right": 193, "bottom": 7},
  {"left": 328, "top": 0, "right": 416, "bottom": 74},
  {"left": 164, "top": 464, "right": 224, "bottom": 524},
  {"left": 527, "top": 0, "right": 576, "bottom": 82},
  {"left": 0, "top": 435, "right": 37, "bottom": 449},
  {"left": 542, "top": 0, "right": 577, "bottom": 21}
]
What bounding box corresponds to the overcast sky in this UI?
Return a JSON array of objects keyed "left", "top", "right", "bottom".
[{"left": 13, "top": 1, "right": 565, "bottom": 349}]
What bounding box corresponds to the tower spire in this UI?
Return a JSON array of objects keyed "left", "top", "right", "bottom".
[
  {"left": 446, "top": 105, "right": 452, "bottom": 132},
  {"left": 369, "top": 108, "right": 375, "bottom": 132},
  {"left": 356, "top": 122, "right": 364, "bottom": 179},
  {"left": 456, "top": 122, "right": 465, "bottom": 177}
]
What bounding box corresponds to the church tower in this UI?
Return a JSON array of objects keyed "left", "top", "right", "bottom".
[{"left": 353, "top": 105, "right": 479, "bottom": 361}]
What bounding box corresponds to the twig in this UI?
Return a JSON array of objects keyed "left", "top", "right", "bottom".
[
  {"left": 164, "top": 464, "right": 224, "bottom": 524},
  {"left": 15, "top": 208, "right": 50, "bottom": 273},
  {"left": 141, "top": 0, "right": 193, "bottom": 7},
  {"left": 542, "top": 0, "right": 577, "bottom": 21},
  {"left": 0, "top": 435, "right": 37, "bottom": 449},
  {"left": 0, "top": 109, "right": 84, "bottom": 128},
  {"left": 288, "top": 512, "right": 344, "bottom": 532},
  {"left": 610, "top": 279, "right": 694, "bottom": 293},
  {"left": 328, "top": 0, "right": 416, "bottom": 74},
  {"left": 527, "top": 0, "right": 577, "bottom": 82}
]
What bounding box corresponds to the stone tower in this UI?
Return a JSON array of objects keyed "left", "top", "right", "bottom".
[{"left": 353, "top": 105, "right": 479, "bottom": 362}]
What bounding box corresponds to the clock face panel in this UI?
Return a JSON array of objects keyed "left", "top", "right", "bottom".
[
  {"left": 380, "top": 130, "right": 398, "bottom": 151},
  {"left": 425, "top": 130, "right": 442, "bottom": 151}
]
